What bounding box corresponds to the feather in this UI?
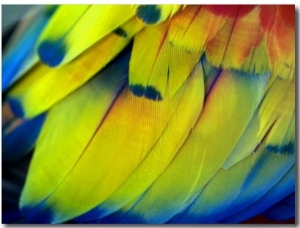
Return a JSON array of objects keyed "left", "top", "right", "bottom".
[
  {"left": 118, "top": 69, "right": 269, "bottom": 223},
  {"left": 206, "top": 6, "right": 264, "bottom": 70},
  {"left": 223, "top": 76, "right": 295, "bottom": 168},
  {"left": 2, "top": 109, "right": 46, "bottom": 164},
  {"left": 135, "top": 5, "right": 182, "bottom": 25},
  {"left": 129, "top": 18, "right": 201, "bottom": 100},
  {"left": 220, "top": 166, "right": 295, "bottom": 223},
  {"left": 129, "top": 21, "right": 169, "bottom": 100},
  {"left": 2, "top": 6, "right": 56, "bottom": 91},
  {"left": 20, "top": 51, "right": 130, "bottom": 223},
  {"left": 215, "top": 147, "right": 294, "bottom": 222},
  {"left": 37, "top": 5, "right": 135, "bottom": 67},
  {"left": 258, "top": 78, "right": 295, "bottom": 145},
  {"left": 7, "top": 17, "right": 144, "bottom": 119},
  {"left": 222, "top": 110, "right": 261, "bottom": 169},
  {"left": 75, "top": 62, "right": 205, "bottom": 222},
  {"left": 168, "top": 6, "right": 225, "bottom": 54},
  {"left": 1, "top": 4, "right": 295, "bottom": 225},
  {"left": 263, "top": 5, "right": 295, "bottom": 81},
  {"left": 20, "top": 50, "right": 204, "bottom": 223},
  {"left": 263, "top": 192, "right": 295, "bottom": 221},
  {"left": 171, "top": 139, "right": 294, "bottom": 223},
  {"left": 169, "top": 139, "right": 268, "bottom": 223}
]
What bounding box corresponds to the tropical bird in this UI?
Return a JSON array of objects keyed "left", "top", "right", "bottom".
[{"left": 2, "top": 4, "right": 296, "bottom": 224}]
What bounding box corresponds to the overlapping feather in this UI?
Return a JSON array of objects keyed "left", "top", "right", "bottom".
[{"left": 2, "top": 4, "right": 295, "bottom": 224}]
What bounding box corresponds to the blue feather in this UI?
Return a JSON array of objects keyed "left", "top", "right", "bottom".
[
  {"left": 263, "top": 192, "right": 295, "bottom": 221},
  {"left": 2, "top": 113, "right": 46, "bottom": 163},
  {"left": 2, "top": 7, "right": 55, "bottom": 91}
]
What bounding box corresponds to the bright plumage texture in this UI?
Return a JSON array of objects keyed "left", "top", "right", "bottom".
[{"left": 2, "top": 5, "right": 295, "bottom": 224}]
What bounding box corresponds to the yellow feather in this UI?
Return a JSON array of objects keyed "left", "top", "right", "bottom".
[
  {"left": 168, "top": 6, "right": 225, "bottom": 54},
  {"left": 258, "top": 78, "right": 294, "bottom": 140},
  {"left": 170, "top": 141, "right": 266, "bottom": 222},
  {"left": 122, "top": 69, "right": 269, "bottom": 222},
  {"left": 8, "top": 17, "right": 144, "bottom": 118},
  {"left": 38, "top": 5, "right": 135, "bottom": 66},
  {"left": 265, "top": 92, "right": 295, "bottom": 150},
  {"left": 167, "top": 44, "right": 201, "bottom": 97},
  {"left": 129, "top": 22, "right": 169, "bottom": 99},
  {"left": 21, "top": 61, "right": 204, "bottom": 223},
  {"left": 37, "top": 5, "right": 89, "bottom": 42},
  {"left": 20, "top": 53, "right": 129, "bottom": 211},
  {"left": 94, "top": 63, "right": 204, "bottom": 218},
  {"left": 241, "top": 36, "right": 271, "bottom": 74},
  {"left": 222, "top": 111, "right": 260, "bottom": 169},
  {"left": 129, "top": 20, "right": 200, "bottom": 99},
  {"left": 206, "top": 7, "right": 263, "bottom": 70}
]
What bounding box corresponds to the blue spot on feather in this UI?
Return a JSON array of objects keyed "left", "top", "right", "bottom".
[
  {"left": 130, "top": 84, "right": 162, "bottom": 101},
  {"left": 8, "top": 98, "right": 24, "bottom": 118},
  {"left": 136, "top": 5, "right": 161, "bottom": 24},
  {"left": 266, "top": 143, "right": 295, "bottom": 155},
  {"left": 38, "top": 40, "right": 66, "bottom": 67},
  {"left": 130, "top": 84, "right": 145, "bottom": 97},
  {"left": 145, "top": 86, "right": 162, "bottom": 101},
  {"left": 114, "top": 27, "right": 128, "bottom": 38}
]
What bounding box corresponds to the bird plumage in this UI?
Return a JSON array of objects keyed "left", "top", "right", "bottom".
[{"left": 2, "top": 4, "right": 295, "bottom": 224}]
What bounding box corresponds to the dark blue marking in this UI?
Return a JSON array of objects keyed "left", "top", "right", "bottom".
[
  {"left": 136, "top": 5, "right": 161, "bottom": 24},
  {"left": 130, "top": 84, "right": 145, "bottom": 97},
  {"left": 266, "top": 143, "right": 295, "bottom": 155},
  {"left": 130, "top": 84, "right": 162, "bottom": 101},
  {"left": 145, "top": 85, "right": 162, "bottom": 101},
  {"left": 38, "top": 40, "right": 66, "bottom": 67},
  {"left": 74, "top": 207, "right": 104, "bottom": 223},
  {"left": 8, "top": 98, "right": 24, "bottom": 118},
  {"left": 114, "top": 27, "right": 128, "bottom": 38},
  {"left": 22, "top": 201, "right": 54, "bottom": 224},
  {"left": 2, "top": 113, "right": 46, "bottom": 164}
]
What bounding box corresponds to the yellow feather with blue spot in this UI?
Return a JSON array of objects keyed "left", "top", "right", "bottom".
[
  {"left": 37, "top": 5, "right": 135, "bottom": 67},
  {"left": 20, "top": 56, "right": 205, "bottom": 223},
  {"left": 117, "top": 69, "right": 269, "bottom": 223},
  {"left": 7, "top": 17, "right": 144, "bottom": 118},
  {"left": 75, "top": 63, "right": 205, "bottom": 222},
  {"left": 19, "top": 52, "right": 130, "bottom": 217},
  {"left": 129, "top": 18, "right": 201, "bottom": 100}
]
